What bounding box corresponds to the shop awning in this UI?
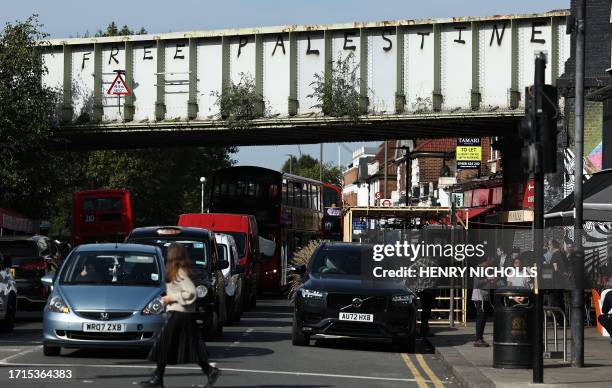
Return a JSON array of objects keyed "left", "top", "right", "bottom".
[
  {"left": 545, "top": 169, "right": 612, "bottom": 224},
  {"left": 458, "top": 205, "right": 497, "bottom": 221}
]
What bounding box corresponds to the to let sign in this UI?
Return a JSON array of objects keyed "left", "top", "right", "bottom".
[{"left": 456, "top": 138, "right": 481, "bottom": 170}]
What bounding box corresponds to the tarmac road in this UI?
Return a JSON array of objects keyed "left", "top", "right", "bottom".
[{"left": 0, "top": 298, "right": 456, "bottom": 388}]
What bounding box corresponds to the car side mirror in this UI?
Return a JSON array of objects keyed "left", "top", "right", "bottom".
[
  {"left": 41, "top": 274, "right": 54, "bottom": 287},
  {"left": 289, "top": 264, "right": 306, "bottom": 276},
  {"left": 232, "top": 265, "right": 245, "bottom": 275},
  {"left": 214, "top": 260, "right": 229, "bottom": 271}
]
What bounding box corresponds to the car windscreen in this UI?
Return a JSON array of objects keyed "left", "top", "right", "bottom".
[
  {"left": 0, "top": 241, "right": 38, "bottom": 258},
  {"left": 128, "top": 238, "right": 207, "bottom": 268},
  {"left": 60, "top": 251, "right": 161, "bottom": 286},
  {"left": 218, "top": 232, "right": 246, "bottom": 257},
  {"left": 311, "top": 247, "right": 371, "bottom": 276}
]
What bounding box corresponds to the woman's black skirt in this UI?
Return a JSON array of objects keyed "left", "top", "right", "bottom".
[{"left": 148, "top": 311, "right": 209, "bottom": 365}]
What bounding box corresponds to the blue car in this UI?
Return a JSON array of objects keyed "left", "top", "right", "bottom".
[{"left": 42, "top": 243, "right": 166, "bottom": 356}]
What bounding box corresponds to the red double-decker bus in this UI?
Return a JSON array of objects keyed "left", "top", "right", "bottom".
[
  {"left": 209, "top": 166, "right": 323, "bottom": 291},
  {"left": 322, "top": 183, "right": 343, "bottom": 241},
  {"left": 72, "top": 189, "right": 134, "bottom": 246}
]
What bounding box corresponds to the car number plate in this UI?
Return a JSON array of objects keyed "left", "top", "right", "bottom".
[
  {"left": 339, "top": 312, "right": 373, "bottom": 322},
  {"left": 82, "top": 322, "right": 126, "bottom": 332}
]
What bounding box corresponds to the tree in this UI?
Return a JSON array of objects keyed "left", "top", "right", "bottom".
[
  {"left": 0, "top": 16, "right": 60, "bottom": 217},
  {"left": 95, "top": 22, "right": 147, "bottom": 37},
  {"left": 281, "top": 154, "right": 343, "bottom": 187},
  {"left": 308, "top": 52, "right": 360, "bottom": 119}
]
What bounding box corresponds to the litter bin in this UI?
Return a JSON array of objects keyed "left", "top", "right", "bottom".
[{"left": 493, "top": 288, "right": 533, "bottom": 369}]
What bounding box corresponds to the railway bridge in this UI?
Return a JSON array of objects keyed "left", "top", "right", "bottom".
[{"left": 42, "top": 10, "right": 569, "bottom": 149}]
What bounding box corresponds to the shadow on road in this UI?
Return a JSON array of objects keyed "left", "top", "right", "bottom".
[
  {"left": 58, "top": 344, "right": 275, "bottom": 361},
  {"left": 235, "top": 319, "right": 292, "bottom": 328},
  {"left": 313, "top": 336, "right": 433, "bottom": 354},
  {"left": 242, "top": 312, "right": 293, "bottom": 319}
]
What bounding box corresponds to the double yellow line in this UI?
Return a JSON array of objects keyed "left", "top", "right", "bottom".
[{"left": 401, "top": 352, "right": 445, "bottom": 388}]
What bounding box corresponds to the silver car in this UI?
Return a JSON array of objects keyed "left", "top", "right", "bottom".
[{"left": 42, "top": 243, "right": 166, "bottom": 356}]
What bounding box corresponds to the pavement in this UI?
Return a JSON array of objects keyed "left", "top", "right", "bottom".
[
  {"left": 0, "top": 298, "right": 458, "bottom": 387},
  {"left": 428, "top": 320, "right": 612, "bottom": 388}
]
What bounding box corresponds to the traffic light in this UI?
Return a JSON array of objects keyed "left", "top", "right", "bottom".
[
  {"left": 539, "top": 85, "right": 558, "bottom": 173},
  {"left": 518, "top": 65, "right": 559, "bottom": 174},
  {"left": 519, "top": 87, "right": 537, "bottom": 173}
]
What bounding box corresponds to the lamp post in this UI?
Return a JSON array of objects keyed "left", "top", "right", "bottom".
[{"left": 200, "top": 177, "right": 206, "bottom": 213}]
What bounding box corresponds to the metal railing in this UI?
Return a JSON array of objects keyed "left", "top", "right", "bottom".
[{"left": 543, "top": 306, "right": 567, "bottom": 361}]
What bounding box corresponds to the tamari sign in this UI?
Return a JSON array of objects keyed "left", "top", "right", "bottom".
[{"left": 456, "top": 137, "right": 482, "bottom": 170}]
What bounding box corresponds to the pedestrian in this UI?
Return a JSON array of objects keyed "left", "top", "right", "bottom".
[
  {"left": 510, "top": 247, "right": 521, "bottom": 262},
  {"left": 496, "top": 246, "right": 510, "bottom": 269},
  {"left": 496, "top": 246, "right": 511, "bottom": 287},
  {"left": 472, "top": 256, "right": 496, "bottom": 347},
  {"left": 407, "top": 255, "right": 438, "bottom": 337},
  {"left": 598, "top": 288, "right": 612, "bottom": 342},
  {"left": 140, "top": 243, "right": 220, "bottom": 388},
  {"left": 548, "top": 239, "right": 568, "bottom": 308},
  {"left": 506, "top": 257, "right": 531, "bottom": 289}
]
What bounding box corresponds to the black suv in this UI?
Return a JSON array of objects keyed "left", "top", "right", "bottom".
[
  {"left": 292, "top": 242, "right": 417, "bottom": 352},
  {"left": 0, "top": 235, "right": 64, "bottom": 311},
  {"left": 125, "top": 226, "right": 228, "bottom": 337}
]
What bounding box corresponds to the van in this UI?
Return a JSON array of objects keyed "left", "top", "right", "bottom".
[{"left": 178, "top": 213, "right": 259, "bottom": 309}]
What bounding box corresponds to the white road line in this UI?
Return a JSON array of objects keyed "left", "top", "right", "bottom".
[
  {"left": 0, "top": 340, "right": 43, "bottom": 344},
  {"left": 0, "top": 345, "right": 42, "bottom": 363},
  {"left": 0, "top": 361, "right": 441, "bottom": 383}
]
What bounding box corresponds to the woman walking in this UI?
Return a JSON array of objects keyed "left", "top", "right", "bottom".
[{"left": 141, "top": 243, "right": 220, "bottom": 388}]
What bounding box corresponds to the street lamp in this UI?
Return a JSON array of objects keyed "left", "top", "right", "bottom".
[{"left": 200, "top": 177, "right": 206, "bottom": 213}]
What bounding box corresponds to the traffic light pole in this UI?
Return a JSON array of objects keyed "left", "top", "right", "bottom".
[
  {"left": 571, "top": 0, "right": 585, "bottom": 368},
  {"left": 532, "top": 54, "right": 546, "bottom": 384}
]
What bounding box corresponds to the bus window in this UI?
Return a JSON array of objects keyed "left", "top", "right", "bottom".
[
  {"left": 293, "top": 183, "right": 301, "bottom": 208},
  {"left": 282, "top": 180, "right": 288, "bottom": 205}
]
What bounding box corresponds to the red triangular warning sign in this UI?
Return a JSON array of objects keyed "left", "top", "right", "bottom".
[{"left": 107, "top": 73, "right": 131, "bottom": 96}]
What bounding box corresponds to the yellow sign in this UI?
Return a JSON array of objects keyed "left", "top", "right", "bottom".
[{"left": 456, "top": 146, "right": 482, "bottom": 161}]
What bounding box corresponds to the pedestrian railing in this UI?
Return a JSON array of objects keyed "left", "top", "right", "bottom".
[{"left": 543, "top": 306, "right": 567, "bottom": 361}]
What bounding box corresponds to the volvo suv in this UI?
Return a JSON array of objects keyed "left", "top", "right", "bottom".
[{"left": 292, "top": 242, "right": 417, "bottom": 352}]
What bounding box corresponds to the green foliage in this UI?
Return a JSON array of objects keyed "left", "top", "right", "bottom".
[
  {"left": 308, "top": 52, "right": 360, "bottom": 120},
  {"left": 49, "top": 146, "right": 236, "bottom": 237},
  {"left": 0, "top": 16, "right": 60, "bottom": 217},
  {"left": 95, "top": 22, "right": 147, "bottom": 37},
  {"left": 212, "top": 72, "right": 263, "bottom": 129},
  {"left": 281, "top": 154, "right": 343, "bottom": 186}
]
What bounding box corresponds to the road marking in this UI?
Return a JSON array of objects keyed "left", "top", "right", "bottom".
[
  {"left": 416, "top": 354, "right": 445, "bottom": 388},
  {"left": 401, "top": 353, "right": 429, "bottom": 388},
  {"left": 0, "top": 346, "right": 42, "bottom": 364},
  {"left": 0, "top": 360, "right": 437, "bottom": 383}
]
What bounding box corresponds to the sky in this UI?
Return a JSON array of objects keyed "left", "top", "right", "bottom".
[{"left": 2, "top": 0, "right": 569, "bottom": 170}]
